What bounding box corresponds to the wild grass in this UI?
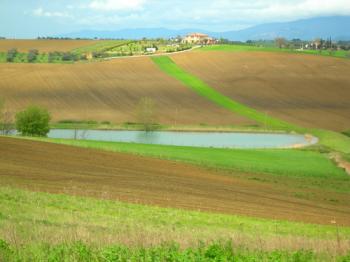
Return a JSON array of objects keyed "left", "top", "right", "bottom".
[
  {"left": 151, "top": 56, "right": 350, "bottom": 154},
  {"left": 2, "top": 241, "right": 349, "bottom": 262},
  {"left": 199, "top": 44, "right": 350, "bottom": 59},
  {"left": 1, "top": 187, "right": 349, "bottom": 261}
]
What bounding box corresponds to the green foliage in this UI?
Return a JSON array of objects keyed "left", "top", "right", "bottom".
[
  {"left": 6, "top": 48, "right": 18, "bottom": 62},
  {"left": 0, "top": 239, "right": 12, "bottom": 261},
  {"left": 342, "top": 130, "right": 350, "bottom": 138},
  {"left": 137, "top": 97, "right": 158, "bottom": 131},
  {"left": 27, "top": 49, "right": 39, "bottom": 63},
  {"left": 15, "top": 106, "right": 51, "bottom": 137},
  {"left": 2, "top": 240, "right": 337, "bottom": 262}
]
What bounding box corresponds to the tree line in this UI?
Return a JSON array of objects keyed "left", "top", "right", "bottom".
[{"left": 4, "top": 48, "right": 87, "bottom": 63}]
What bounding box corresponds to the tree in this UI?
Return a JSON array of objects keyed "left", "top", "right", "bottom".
[
  {"left": 15, "top": 105, "right": 51, "bottom": 136},
  {"left": 275, "top": 37, "right": 287, "bottom": 49},
  {"left": 137, "top": 97, "right": 157, "bottom": 131},
  {"left": 0, "top": 99, "right": 13, "bottom": 135},
  {"left": 27, "top": 49, "right": 39, "bottom": 63},
  {"left": 6, "top": 48, "right": 18, "bottom": 62}
]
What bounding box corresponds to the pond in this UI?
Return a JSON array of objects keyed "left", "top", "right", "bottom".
[{"left": 46, "top": 129, "right": 318, "bottom": 149}]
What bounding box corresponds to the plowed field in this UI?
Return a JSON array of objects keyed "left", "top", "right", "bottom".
[
  {"left": 1, "top": 137, "right": 349, "bottom": 226},
  {"left": 0, "top": 39, "right": 97, "bottom": 52},
  {"left": 172, "top": 51, "right": 350, "bottom": 131},
  {"left": 0, "top": 57, "right": 252, "bottom": 125}
]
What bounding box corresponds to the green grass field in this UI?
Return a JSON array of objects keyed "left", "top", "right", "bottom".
[
  {"left": 1, "top": 187, "right": 349, "bottom": 261},
  {"left": 199, "top": 44, "right": 350, "bottom": 59},
  {"left": 27, "top": 137, "right": 348, "bottom": 182}
]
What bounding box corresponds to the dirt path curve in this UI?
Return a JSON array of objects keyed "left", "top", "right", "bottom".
[
  {"left": 331, "top": 153, "right": 350, "bottom": 175},
  {"left": 104, "top": 45, "right": 201, "bottom": 60}
]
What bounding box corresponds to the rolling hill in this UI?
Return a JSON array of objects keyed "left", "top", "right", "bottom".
[
  {"left": 172, "top": 51, "right": 350, "bottom": 131},
  {"left": 0, "top": 56, "right": 251, "bottom": 126}
]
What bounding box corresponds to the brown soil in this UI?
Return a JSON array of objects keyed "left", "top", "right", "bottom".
[
  {"left": 0, "top": 39, "right": 97, "bottom": 52},
  {"left": 172, "top": 51, "right": 350, "bottom": 131},
  {"left": 0, "top": 57, "right": 252, "bottom": 126},
  {"left": 1, "top": 137, "right": 349, "bottom": 226}
]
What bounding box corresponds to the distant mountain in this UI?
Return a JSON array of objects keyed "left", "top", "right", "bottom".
[
  {"left": 60, "top": 16, "right": 350, "bottom": 41},
  {"left": 61, "top": 28, "right": 213, "bottom": 40},
  {"left": 220, "top": 16, "right": 350, "bottom": 41}
]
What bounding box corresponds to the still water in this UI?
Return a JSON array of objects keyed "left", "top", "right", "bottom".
[{"left": 47, "top": 129, "right": 318, "bottom": 149}]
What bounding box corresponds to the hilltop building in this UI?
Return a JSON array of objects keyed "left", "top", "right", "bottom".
[{"left": 182, "top": 33, "right": 216, "bottom": 45}]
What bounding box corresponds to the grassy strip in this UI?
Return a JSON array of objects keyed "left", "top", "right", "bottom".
[
  {"left": 151, "top": 56, "right": 350, "bottom": 154},
  {"left": 28, "top": 137, "right": 347, "bottom": 180},
  {"left": 199, "top": 44, "right": 350, "bottom": 59},
  {"left": 152, "top": 56, "right": 294, "bottom": 130},
  {"left": 0, "top": 187, "right": 349, "bottom": 261}
]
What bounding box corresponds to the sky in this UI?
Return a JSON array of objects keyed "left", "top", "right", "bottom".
[{"left": 1, "top": 0, "right": 350, "bottom": 38}]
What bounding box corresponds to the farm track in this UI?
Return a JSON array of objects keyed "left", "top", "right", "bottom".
[
  {"left": 172, "top": 51, "right": 350, "bottom": 131},
  {"left": 1, "top": 136, "right": 350, "bottom": 226},
  {"left": 0, "top": 57, "right": 252, "bottom": 126}
]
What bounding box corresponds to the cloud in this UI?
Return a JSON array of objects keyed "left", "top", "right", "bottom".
[
  {"left": 33, "top": 7, "right": 71, "bottom": 18},
  {"left": 28, "top": 0, "right": 350, "bottom": 32},
  {"left": 88, "top": 0, "right": 146, "bottom": 11}
]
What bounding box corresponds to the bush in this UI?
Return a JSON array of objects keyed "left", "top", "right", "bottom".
[
  {"left": 15, "top": 106, "right": 51, "bottom": 136},
  {"left": 6, "top": 48, "right": 18, "bottom": 62},
  {"left": 27, "top": 49, "right": 39, "bottom": 63}
]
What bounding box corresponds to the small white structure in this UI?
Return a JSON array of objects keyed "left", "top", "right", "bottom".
[{"left": 146, "top": 47, "right": 157, "bottom": 53}]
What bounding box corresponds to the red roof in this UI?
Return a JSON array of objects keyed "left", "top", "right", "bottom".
[{"left": 186, "top": 33, "right": 209, "bottom": 38}]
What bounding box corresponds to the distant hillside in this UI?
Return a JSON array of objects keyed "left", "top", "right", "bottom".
[
  {"left": 221, "top": 16, "right": 350, "bottom": 41},
  {"left": 60, "top": 16, "right": 350, "bottom": 41},
  {"left": 61, "top": 28, "right": 213, "bottom": 40}
]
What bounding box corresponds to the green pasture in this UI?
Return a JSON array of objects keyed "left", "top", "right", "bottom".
[
  {"left": 27, "top": 137, "right": 348, "bottom": 184},
  {"left": 0, "top": 187, "right": 349, "bottom": 261},
  {"left": 199, "top": 44, "right": 350, "bottom": 58}
]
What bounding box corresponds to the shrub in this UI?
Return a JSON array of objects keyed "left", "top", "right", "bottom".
[
  {"left": 15, "top": 106, "right": 51, "bottom": 136},
  {"left": 137, "top": 97, "right": 158, "bottom": 132},
  {"left": 27, "top": 49, "right": 39, "bottom": 63},
  {"left": 6, "top": 48, "right": 18, "bottom": 62}
]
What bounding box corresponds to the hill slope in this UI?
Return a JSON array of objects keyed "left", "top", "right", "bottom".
[
  {"left": 0, "top": 57, "right": 252, "bottom": 126},
  {"left": 221, "top": 16, "right": 350, "bottom": 41},
  {"left": 1, "top": 136, "right": 350, "bottom": 225},
  {"left": 172, "top": 51, "right": 350, "bottom": 131}
]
